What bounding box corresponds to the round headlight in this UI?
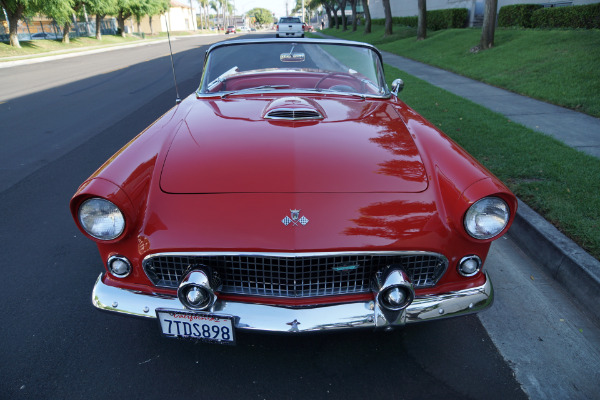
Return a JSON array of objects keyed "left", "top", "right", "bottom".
[
  {"left": 464, "top": 197, "right": 509, "bottom": 240},
  {"left": 78, "top": 198, "right": 125, "bottom": 240}
]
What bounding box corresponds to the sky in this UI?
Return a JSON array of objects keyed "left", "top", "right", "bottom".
[
  {"left": 235, "top": 0, "right": 289, "bottom": 18},
  {"left": 190, "top": 0, "right": 291, "bottom": 19}
]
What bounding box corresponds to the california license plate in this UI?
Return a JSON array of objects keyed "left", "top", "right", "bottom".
[{"left": 156, "top": 309, "right": 236, "bottom": 345}]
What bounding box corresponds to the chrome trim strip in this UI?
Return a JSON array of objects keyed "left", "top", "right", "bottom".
[
  {"left": 92, "top": 272, "right": 493, "bottom": 332},
  {"left": 195, "top": 89, "right": 391, "bottom": 100},
  {"left": 143, "top": 250, "right": 447, "bottom": 261}
]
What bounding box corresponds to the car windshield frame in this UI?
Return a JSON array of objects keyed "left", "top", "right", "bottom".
[{"left": 196, "top": 39, "right": 390, "bottom": 99}]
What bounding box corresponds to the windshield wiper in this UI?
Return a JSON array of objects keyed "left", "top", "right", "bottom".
[
  {"left": 313, "top": 88, "right": 367, "bottom": 100},
  {"left": 220, "top": 85, "right": 291, "bottom": 98}
]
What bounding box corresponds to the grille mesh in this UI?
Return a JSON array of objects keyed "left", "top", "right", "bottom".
[
  {"left": 264, "top": 109, "right": 323, "bottom": 120},
  {"left": 143, "top": 253, "right": 447, "bottom": 297}
]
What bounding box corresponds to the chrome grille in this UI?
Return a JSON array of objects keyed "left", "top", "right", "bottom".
[
  {"left": 143, "top": 252, "right": 447, "bottom": 297},
  {"left": 264, "top": 109, "right": 323, "bottom": 120}
]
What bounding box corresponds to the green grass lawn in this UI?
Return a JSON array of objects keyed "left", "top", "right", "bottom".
[
  {"left": 320, "top": 26, "right": 600, "bottom": 117},
  {"left": 0, "top": 35, "right": 146, "bottom": 59},
  {"left": 384, "top": 65, "right": 600, "bottom": 259}
]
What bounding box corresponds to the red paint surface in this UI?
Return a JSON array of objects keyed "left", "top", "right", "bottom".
[{"left": 71, "top": 88, "right": 517, "bottom": 305}]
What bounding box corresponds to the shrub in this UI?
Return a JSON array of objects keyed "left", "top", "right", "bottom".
[
  {"left": 372, "top": 16, "right": 417, "bottom": 27},
  {"left": 498, "top": 4, "right": 543, "bottom": 28},
  {"left": 372, "top": 8, "right": 468, "bottom": 30},
  {"left": 532, "top": 3, "right": 600, "bottom": 29},
  {"left": 428, "top": 8, "right": 469, "bottom": 29}
]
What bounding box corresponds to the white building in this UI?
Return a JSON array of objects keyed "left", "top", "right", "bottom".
[{"left": 160, "top": 1, "right": 196, "bottom": 32}]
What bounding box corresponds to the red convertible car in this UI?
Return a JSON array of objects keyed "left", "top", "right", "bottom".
[{"left": 71, "top": 39, "right": 516, "bottom": 344}]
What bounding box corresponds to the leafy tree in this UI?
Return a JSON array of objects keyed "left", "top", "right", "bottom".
[
  {"left": 147, "top": 0, "right": 168, "bottom": 34},
  {"left": 86, "top": 0, "right": 117, "bottom": 40},
  {"left": 130, "top": 0, "right": 147, "bottom": 33},
  {"left": 42, "top": 0, "right": 82, "bottom": 44},
  {"left": 417, "top": 0, "right": 426, "bottom": 40},
  {"left": 382, "top": 0, "right": 392, "bottom": 36},
  {"left": 311, "top": 0, "right": 337, "bottom": 28},
  {"left": 0, "top": 0, "right": 43, "bottom": 47},
  {"left": 115, "top": 0, "right": 134, "bottom": 37},
  {"left": 247, "top": 7, "right": 271, "bottom": 26}
]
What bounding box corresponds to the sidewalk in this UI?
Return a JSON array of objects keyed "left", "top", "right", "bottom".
[
  {"left": 379, "top": 50, "right": 600, "bottom": 324},
  {"left": 381, "top": 52, "right": 600, "bottom": 158}
]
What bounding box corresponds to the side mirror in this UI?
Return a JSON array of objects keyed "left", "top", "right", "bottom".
[{"left": 391, "top": 79, "right": 404, "bottom": 97}]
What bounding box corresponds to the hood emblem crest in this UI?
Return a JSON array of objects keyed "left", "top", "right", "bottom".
[{"left": 282, "top": 209, "right": 309, "bottom": 226}]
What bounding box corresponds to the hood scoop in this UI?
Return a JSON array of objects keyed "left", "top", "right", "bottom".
[{"left": 263, "top": 97, "right": 325, "bottom": 121}]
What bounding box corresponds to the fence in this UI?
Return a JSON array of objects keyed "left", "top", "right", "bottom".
[{"left": 0, "top": 18, "right": 117, "bottom": 42}]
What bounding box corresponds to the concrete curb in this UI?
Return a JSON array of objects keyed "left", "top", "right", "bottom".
[
  {"left": 0, "top": 39, "right": 170, "bottom": 69},
  {"left": 510, "top": 199, "right": 600, "bottom": 324}
]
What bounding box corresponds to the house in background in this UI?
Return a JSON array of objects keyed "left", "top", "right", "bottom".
[
  {"left": 129, "top": 0, "right": 196, "bottom": 34},
  {"left": 368, "top": 0, "right": 599, "bottom": 27},
  {"left": 161, "top": 0, "right": 196, "bottom": 32}
]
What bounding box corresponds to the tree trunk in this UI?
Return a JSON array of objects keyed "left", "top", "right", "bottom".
[
  {"left": 417, "top": 0, "right": 426, "bottom": 40},
  {"left": 62, "top": 22, "right": 71, "bottom": 44},
  {"left": 324, "top": 5, "right": 332, "bottom": 29},
  {"left": 95, "top": 14, "right": 102, "bottom": 40},
  {"left": 332, "top": 5, "right": 339, "bottom": 29},
  {"left": 340, "top": 0, "right": 347, "bottom": 31},
  {"left": 351, "top": 0, "right": 357, "bottom": 32},
  {"left": 480, "top": 0, "right": 498, "bottom": 49},
  {"left": 5, "top": 3, "right": 24, "bottom": 48},
  {"left": 149, "top": 16, "right": 154, "bottom": 34},
  {"left": 117, "top": 11, "right": 127, "bottom": 37},
  {"left": 382, "top": 0, "right": 392, "bottom": 36},
  {"left": 362, "top": 0, "right": 371, "bottom": 34}
]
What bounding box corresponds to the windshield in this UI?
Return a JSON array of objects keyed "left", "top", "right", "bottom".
[
  {"left": 279, "top": 17, "right": 301, "bottom": 23},
  {"left": 198, "top": 40, "right": 389, "bottom": 98}
]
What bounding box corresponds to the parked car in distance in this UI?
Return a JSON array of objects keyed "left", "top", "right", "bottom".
[
  {"left": 303, "top": 22, "right": 314, "bottom": 32},
  {"left": 226, "top": 25, "right": 236, "bottom": 34},
  {"left": 276, "top": 16, "right": 303, "bottom": 38},
  {"left": 71, "top": 39, "right": 517, "bottom": 345}
]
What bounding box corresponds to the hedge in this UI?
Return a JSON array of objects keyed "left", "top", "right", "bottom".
[
  {"left": 499, "top": 3, "right": 600, "bottom": 29},
  {"left": 373, "top": 16, "right": 417, "bottom": 27},
  {"left": 532, "top": 3, "right": 600, "bottom": 29},
  {"left": 372, "top": 8, "right": 468, "bottom": 30},
  {"left": 498, "top": 4, "right": 543, "bottom": 28}
]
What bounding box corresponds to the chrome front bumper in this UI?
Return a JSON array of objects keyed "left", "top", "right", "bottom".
[{"left": 92, "top": 273, "right": 493, "bottom": 332}]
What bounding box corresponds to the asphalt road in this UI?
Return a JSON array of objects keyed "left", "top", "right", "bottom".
[{"left": 1, "top": 33, "right": 598, "bottom": 399}]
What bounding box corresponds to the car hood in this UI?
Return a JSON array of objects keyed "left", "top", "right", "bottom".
[{"left": 160, "top": 96, "right": 428, "bottom": 194}]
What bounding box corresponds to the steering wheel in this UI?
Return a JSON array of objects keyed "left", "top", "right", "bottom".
[{"left": 314, "top": 72, "right": 362, "bottom": 91}]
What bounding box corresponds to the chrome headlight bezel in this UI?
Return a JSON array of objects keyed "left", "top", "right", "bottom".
[
  {"left": 78, "top": 198, "right": 125, "bottom": 240},
  {"left": 464, "top": 196, "right": 510, "bottom": 240}
]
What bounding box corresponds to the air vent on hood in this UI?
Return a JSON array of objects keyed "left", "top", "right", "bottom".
[{"left": 264, "top": 108, "right": 323, "bottom": 120}]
